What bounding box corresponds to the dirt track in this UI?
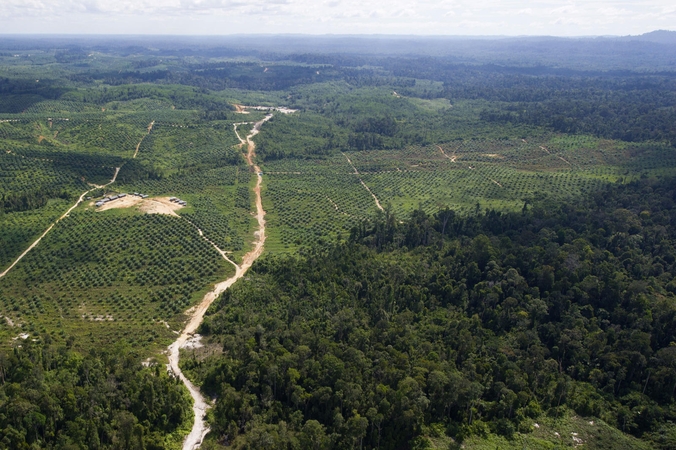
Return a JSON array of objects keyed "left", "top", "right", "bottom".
[
  {"left": 170, "top": 113, "right": 271, "bottom": 450},
  {"left": 437, "top": 144, "right": 457, "bottom": 162},
  {"left": 342, "top": 152, "right": 384, "bottom": 212},
  {"left": 133, "top": 121, "right": 155, "bottom": 159},
  {"left": 0, "top": 166, "right": 120, "bottom": 279}
]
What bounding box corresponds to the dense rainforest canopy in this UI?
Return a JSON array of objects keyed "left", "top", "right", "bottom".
[
  {"left": 182, "top": 177, "right": 676, "bottom": 449},
  {"left": 0, "top": 341, "right": 192, "bottom": 449}
]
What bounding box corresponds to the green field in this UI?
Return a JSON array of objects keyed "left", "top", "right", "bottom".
[{"left": 259, "top": 134, "right": 676, "bottom": 254}]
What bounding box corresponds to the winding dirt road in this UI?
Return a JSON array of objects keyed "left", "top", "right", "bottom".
[
  {"left": 169, "top": 114, "right": 270, "bottom": 450},
  {"left": 0, "top": 166, "right": 120, "bottom": 279}
]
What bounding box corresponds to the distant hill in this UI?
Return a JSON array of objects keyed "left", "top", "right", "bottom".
[{"left": 630, "top": 29, "right": 676, "bottom": 44}]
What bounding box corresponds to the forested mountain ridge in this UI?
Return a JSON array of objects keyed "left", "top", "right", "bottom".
[{"left": 183, "top": 177, "right": 676, "bottom": 449}]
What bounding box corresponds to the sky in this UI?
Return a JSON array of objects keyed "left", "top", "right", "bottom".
[{"left": 0, "top": 0, "right": 674, "bottom": 36}]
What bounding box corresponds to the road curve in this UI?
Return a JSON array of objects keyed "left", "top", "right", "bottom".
[{"left": 170, "top": 114, "right": 270, "bottom": 450}]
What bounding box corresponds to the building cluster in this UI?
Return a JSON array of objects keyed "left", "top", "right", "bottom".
[
  {"left": 169, "top": 197, "right": 188, "bottom": 206},
  {"left": 94, "top": 192, "right": 148, "bottom": 207}
]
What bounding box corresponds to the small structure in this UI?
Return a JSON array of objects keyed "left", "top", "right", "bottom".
[
  {"left": 179, "top": 200, "right": 187, "bottom": 206},
  {"left": 169, "top": 197, "right": 177, "bottom": 202},
  {"left": 118, "top": 193, "right": 126, "bottom": 198}
]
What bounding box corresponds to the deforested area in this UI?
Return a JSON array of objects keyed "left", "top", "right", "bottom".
[{"left": 1, "top": 31, "right": 676, "bottom": 448}]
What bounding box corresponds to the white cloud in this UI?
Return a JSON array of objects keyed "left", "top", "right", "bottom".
[{"left": 0, "top": 0, "right": 672, "bottom": 35}]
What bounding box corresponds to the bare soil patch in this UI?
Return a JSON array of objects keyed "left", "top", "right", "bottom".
[
  {"left": 139, "top": 197, "right": 184, "bottom": 216},
  {"left": 95, "top": 196, "right": 143, "bottom": 212},
  {"left": 94, "top": 196, "right": 184, "bottom": 216},
  {"left": 233, "top": 104, "right": 250, "bottom": 114}
]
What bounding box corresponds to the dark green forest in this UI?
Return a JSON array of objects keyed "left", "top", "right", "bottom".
[
  {"left": 0, "top": 341, "right": 191, "bottom": 449},
  {"left": 184, "top": 177, "right": 676, "bottom": 449}
]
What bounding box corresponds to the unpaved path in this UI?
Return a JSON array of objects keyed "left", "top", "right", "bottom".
[
  {"left": 437, "top": 144, "right": 457, "bottom": 162},
  {"left": 342, "top": 152, "right": 384, "bottom": 212},
  {"left": 170, "top": 113, "right": 271, "bottom": 450},
  {"left": 557, "top": 155, "right": 572, "bottom": 166},
  {"left": 184, "top": 219, "right": 240, "bottom": 270},
  {"left": 2, "top": 117, "right": 154, "bottom": 279},
  {"left": 133, "top": 121, "right": 155, "bottom": 159},
  {"left": 539, "top": 146, "right": 574, "bottom": 167},
  {"left": 0, "top": 167, "right": 119, "bottom": 279}
]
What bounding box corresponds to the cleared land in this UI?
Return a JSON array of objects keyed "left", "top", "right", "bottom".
[{"left": 95, "top": 196, "right": 185, "bottom": 216}]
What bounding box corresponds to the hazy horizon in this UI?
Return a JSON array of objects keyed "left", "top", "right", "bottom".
[
  {"left": 0, "top": 0, "right": 674, "bottom": 37},
  {"left": 0, "top": 32, "right": 671, "bottom": 38}
]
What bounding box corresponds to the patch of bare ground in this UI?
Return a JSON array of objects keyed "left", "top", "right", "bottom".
[
  {"left": 94, "top": 196, "right": 143, "bottom": 212},
  {"left": 82, "top": 314, "right": 115, "bottom": 321},
  {"left": 93, "top": 196, "right": 185, "bottom": 216},
  {"left": 139, "top": 197, "right": 184, "bottom": 216}
]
